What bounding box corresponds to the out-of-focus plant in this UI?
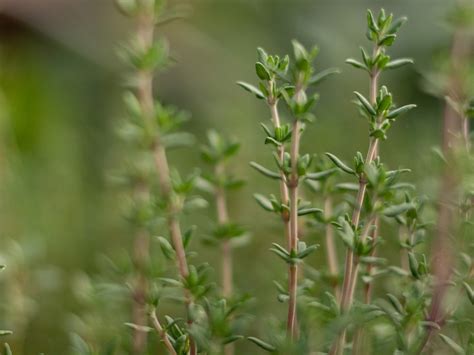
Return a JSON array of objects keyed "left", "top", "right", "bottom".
[
  {"left": 115, "top": 0, "right": 204, "bottom": 353},
  {"left": 67, "top": 3, "right": 474, "bottom": 354},
  {"left": 415, "top": 0, "right": 474, "bottom": 353},
  {"left": 0, "top": 264, "right": 12, "bottom": 355},
  {"left": 67, "top": 253, "right": 131, "bottom": 354},
  {"left": 0, "top": 239, "right": 60, "bottom": 355},
  {"left": 198, "top": 130, "right": 248, "bottom": 355},
  {"left": 198, "top": 130, "right": 246, "bottom": 299},
  {"left": 112, "top": 1, "right": 249, "bottom": 354}
]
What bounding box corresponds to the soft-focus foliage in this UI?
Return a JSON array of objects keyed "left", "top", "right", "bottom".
[{"left": 0, "top": 0, "right": 473, "bottom": 354}]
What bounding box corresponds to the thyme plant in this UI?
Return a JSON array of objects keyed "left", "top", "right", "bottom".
[
  {"left": 115, "top": 0, "right": 204, "bottom": 353},
  {"left": 115, "top": 1, "right": 248, "bottom": 354},
  {"left": 416, "top": 1, "right": 474, "bottom": 352},
  {"left": 238, "top": 42, "right": 339, "bottom": 343},
  {"left": 198, "top": 129, "right": 247, "bottom": 355},
  {"left": 73, "top": 3, "right": 473, "bottom": 355},
  {"left": 329, "top": 9, "right": 417, "bottom": 354}
]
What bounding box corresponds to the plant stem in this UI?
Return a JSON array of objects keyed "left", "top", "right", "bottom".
[
  {"left": 130, "top": 8, "right": 156, "bottom": 354},
  {"left": 154, "top": 141, "right": 197, "bottom": 355},
  {"left": 364, "top": 47, "right": 381, "bottom": 307},
  {"left": 132, "top": 229, "right": 149, "bottom": 354},
  {"left": 215, "top": 163, "right": 232, "bottom": 297},
  {"left": 268, "top": 93, "right": 295, "bottom": 338},
  {"left": 331, "top": 136, "right": 379, "bottom": 355},
  {"left": 351, "top": 62, "right": 381, "bottom": 355},
  {"left": 287, "top": 119, "right": 301, "bottom": 340},
  {"left": 269, "top": 99, "right": 291, "bottom": 248},
  {"left": 324, "top": 196, "right": 340, "bottom": 299},
  {"left": 150, "top": 310, "right": 178, "bottom": 355},
  {"left": 135, "top": 5, "right": 196, "bottom": 355},
  {"left": 214, "top": 163, "right": 234, "bottom": 355}
]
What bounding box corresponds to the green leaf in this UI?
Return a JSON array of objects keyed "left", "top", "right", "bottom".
[
  {"left": 159, "top": 277, "right": 182, "bottom": 287},
  {"left": 309, "top": 68, "right": 341, "bottom": 86},
  {"left": 325, "top": 153, "right": 355, "bottom": 175},
  {"left": 360, "top": 47, "right": 371, "bottom": 67},
  {"left": 305, "top": 168, "right": 338, "bottom": 181},
  {"left": 386, "top": 104, "right": 417, "bottom": 119},
  {"left": 124, "top": 322, "right": 153, "bottom": 332},
  {"left": 115, "top": 0, "right": 138, "bottom": 16},
  {"left": 260, "top": 123, "right": 273, "bottom": 137},
  {"left": 270, "top": 246, "right": 291, "bottom": 263},
  {"left": 156, "top": 236, "right": 175, "bottom": 260},
  {"left": 250, "top": 162, "right": 281, "bottom": 180},
  {"left": 253, "top": 194, "right": 274, "bottom": 212},
  {"left": 257, "top": 47, "right": 268, "bottom": 63},
  {"left": 161, "top": 132, "right": 195, "bottom": 149},
  {"left": 265, "top": 137, "right": 281, "bottom": 147},
  {"left": 462, "top": 282, "right": 474, "bottom": 305},
  {"left": 467, "top": 333, "right": 474, "bottom": 354},
  {"left": 297, "top": 208, "right": 323, "bottom": 216},
  {"left": 70, "top": 334, "right": 91, "bottom": 355},
  {"left": 335, "top": 183, "right": 359, "bottom": 191},
  {"left": 367, "top": 9, "right": 379, "bottom": 32},
  {"left": 222, "top": 335, "right": 244, "bottom": 345},
  {"left": 408, "top": 252, "right": 419, "bottom": 279},
  {"left": 386, "top": 293, "right": 404, "bottom": 314},
  {"left": 388, "top": 266, "right": 409, "bottom": 277},
  {"left": 387, "top": 16, "right": 407, "bottom": 34},
  {"left": 370, "top": 129, "right": 386, "bottom": 140},
  {"left": 236, "top": 81, "right": 265, "bottom": 99},
  {"left": 213, "top": 223, "right": 246, "bottom": 240},
  {"left": 256, "top": 62, "right": 271, "bottom": 80},
  {"left": 345, "top": 58, "right": 368, "bottom": 70},
  {"left": 378, "top": 34, "right": 397, "bottom": 46},
  {"left": 332, "top": 218, "right": 355, "bottom": 249},
  {"left": 183, "top": 225, "right": 196, "bottom": 248},
  {"left": 354, "top": 91, "right": 377, "bottom": 116},
  {"left": 291, "top": 39, "right": 308, "bottom": 63},
  {"left": 3, "top": 344, "right": 12, "bottom": 355},
  {"left": 272, "top": 243, "right": 289, "bottom": 256},
  {"left": 0, "top": 331, "right": 12, "bottom": 337},
  {"left": 378, "top": 93, "right": 392, "bottom": 113},
  {"left": 438, "top": 334, "right": 464, "bottom": 354},
  {"left": 297, "top": 244, "right": 319, "bottom": 259},
  {"left": 383, "top": 203, "right": 416, "bottom": 217},
  {"left": 385, "top": 58, "right": 413, "bottom": 69},
  {"left": 247, "top": 337, "right": 276, "bottom": 352}
]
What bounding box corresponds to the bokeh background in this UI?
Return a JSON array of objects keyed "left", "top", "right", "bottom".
[{"left": 0, "top": 0, "right": 464, "bottom": 353}]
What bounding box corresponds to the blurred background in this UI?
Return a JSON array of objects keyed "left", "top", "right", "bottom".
[{"left": 0, "top": 0, "right": 464, "bottom": 353}]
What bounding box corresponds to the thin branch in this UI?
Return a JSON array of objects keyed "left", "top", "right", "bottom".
[
  {"left": 135, "top": 4, "right": 196, "bottom": 355},
  {"left": 214, "top": 162, "right": 234, "bottom": 355},
  {"left": 150, "top": 310, "right": 178, "bottom": 355},
  {"left": 287, "top": 119, "right": 301, "bottom": 340},
  {"left": 267, "top": 84, "right": 295, "bottom": 338},
  {"left": 417, "top": 26, "right": 471, "bottom": 354},
  {"left": 334, "top": 42, "right": 382, "bottom": 354},
  {"left": 130, "top": 7, "right": 156, "bottom": 353},
  {"left": 324, "top": 196, "right": 340, "bottom": 299},
  {"left": 215, "top": 163, "right": 232, "bottom": 297},
  {"left": 268, "top": 96, "right": 291, "bottom": 248},
  {"left": 332, "top": 87, "right": 380, "bottom": 355}
]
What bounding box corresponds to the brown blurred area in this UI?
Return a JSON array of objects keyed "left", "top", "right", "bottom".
[{"left": 0, "top": 0, "right": 125, "bottom": 66}]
